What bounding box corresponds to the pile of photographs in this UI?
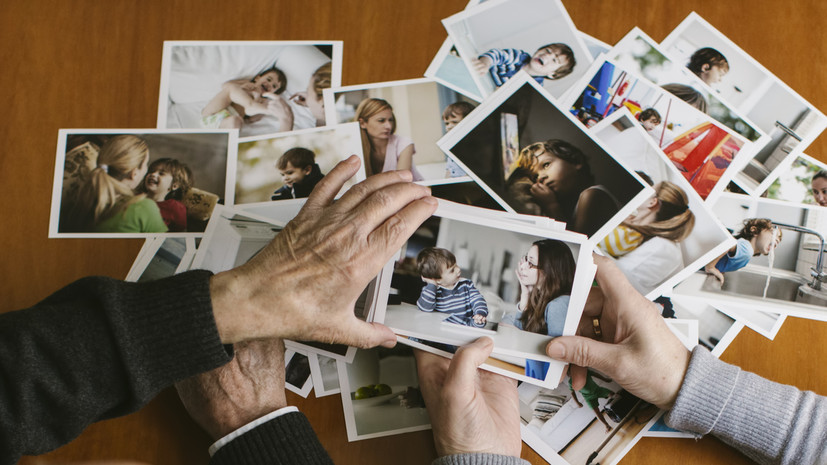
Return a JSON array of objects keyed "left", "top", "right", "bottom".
[{"left": 48, "top": 1, "right": 827, "bottom": 463}]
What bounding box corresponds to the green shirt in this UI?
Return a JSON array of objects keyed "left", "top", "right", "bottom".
[{"left": 95, "top": 198, "right": 168, "bottom": 233}]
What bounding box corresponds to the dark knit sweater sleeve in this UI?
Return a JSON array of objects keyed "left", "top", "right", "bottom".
[
  {"left": 0, "top": 270, "right": 232, "bottom": 465},
  {"left": 666, "top": 346, "right": 827, "bottom": 465},
  {"left": 211, "top": 411, "right": 333, "bottom": 465}
]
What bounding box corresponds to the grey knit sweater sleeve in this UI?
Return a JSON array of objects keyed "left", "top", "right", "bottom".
[
  {"left": 432, "top": 453, "right": 530, "bottom": 465},
  {"left": 666, "top": 346, "right": 827, "bottom": 465}
]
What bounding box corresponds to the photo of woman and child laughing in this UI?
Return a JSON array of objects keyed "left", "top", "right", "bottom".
[
  {"left": 380, "top": 205, "right": 593, "bottom": 385},
  {"left": 53, "top": 131, "right": 233, "bottom": 236}
]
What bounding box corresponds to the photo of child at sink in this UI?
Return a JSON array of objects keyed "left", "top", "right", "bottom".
[
  {"left": 704, "top": 218, "right": 782, "bottom": 284},
  {"left": 416, "top": 247, "right": 489, "bottom": 328}
]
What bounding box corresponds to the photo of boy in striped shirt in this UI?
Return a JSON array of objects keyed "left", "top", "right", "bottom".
[{"left": 416, "top": 247, "right": 489, "bottom": 327}]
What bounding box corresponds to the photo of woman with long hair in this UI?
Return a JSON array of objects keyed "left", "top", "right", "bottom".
[
  {"left": 355, "top": 97, "right": 423, "bottom": 180},
  {"left": 503, "top": 239, "right": 576, "bottom": 380}
]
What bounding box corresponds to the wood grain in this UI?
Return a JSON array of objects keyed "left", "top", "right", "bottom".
[{"left": 2, "top": 0, "right": 825, "bottom": 463}]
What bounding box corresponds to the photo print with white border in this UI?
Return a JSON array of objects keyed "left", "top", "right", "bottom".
[
  {"left": 232, "top": 122, "right": 365, "bottom": 207},
  {"left": 759, "top": 153, "right": 827, "bottom": 210},
  {"left": 588, "top": 109, "right": 735, "bottom": 299},
  {"left": 308, "top": 352, "right": 340, "bottom": 397},
  {"left": 518, "top": 371, "right": 659, "bottom": 465},
  {"left": 660, "top": 13, "right": 827, "bottom": 195},
  {"left": 442, "top": 0, "right": 592, "bottom": 100},
  {"left": 562, "top": 56, "right": 755, "bottom": 202},
  {"left": 606, "top": 28, "right": 768, "bottom": 146},
  {"left": 438, "top": 72, "right": 653, "bottom": 241},
  {"left": 375, "top": 201, "right": 595, "bottom": 388},
  {"left": 338, "top": 345, "right": 431, "bottom": 441},
  {"left": 50, "top": 129, "right": 237, "bottom": 238},
  {"left": 673, "top": 192, "right": 827, "bottom": 320},
  {"left": 158, "top": 41, "right": 342, "bottom": 138},
  {"left": 125, "top": 236, "right": 197, "bottom": 282},
  {"left": 285, "top": 349, "right": 313, "bottom": 398}
]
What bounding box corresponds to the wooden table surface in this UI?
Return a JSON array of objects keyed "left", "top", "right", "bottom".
[{"left": 2, "top": 1, "right": 826, "bottom": 463}]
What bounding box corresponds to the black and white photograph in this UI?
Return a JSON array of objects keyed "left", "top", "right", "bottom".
[
  {"left": 50, "top": 129, "right": 235, "bottom": 237},
  {"left": 338, "top": 345, "right": 431, "bottom": 441},
  {"left": 158, "top": 41, "right": 341, "bottom": 137},
  {"left": 438, "top": 73, "right": 652, "bottom": 240},
  {"left": 661, "top": 13, "right": 827, "bottom": 195},
  {"left": 442, "top": 0, "right": 591, "bottom": 99},
  {"left": 308, "top": 353, "right": 340, "bottom": 397},
  {"left": 125, "top": 237, "right": 196, "bottom": 282},
  {"left": 285, "top": 350, "right": 313, "bottom": 398}
]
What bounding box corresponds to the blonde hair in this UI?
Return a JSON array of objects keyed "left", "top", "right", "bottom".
[
  {"left": 310, "top": 62, "right": 332, "bottom": 99},
  {"left": 513, "top": 142, "right": 545, "bottom": 172},
  {"left": 626, "top": 181, "right": 695, "bottom": 242},
  {"left": 63, "top": 135, "right": 149, "bottom": 231},
  {"left": 355, "top": 98, "right": 396, "bottom": 175}
]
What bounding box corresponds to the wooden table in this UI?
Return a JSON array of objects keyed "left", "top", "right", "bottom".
[{"left": 2, "top": 1, "right": 825, "bottom": 463}]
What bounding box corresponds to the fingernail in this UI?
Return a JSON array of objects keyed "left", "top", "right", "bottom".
[
  {"left": 381, "top": 337, "right": 397, "bottom": 348},
  {"left": 398, "top": 170, "right": 413, "bottom": 181},
  {"left": 423, "top": 196, "right": 438, "bottom": 205},
  {"left": 548, "top": 342, "right": 565, "bottom": 359}
]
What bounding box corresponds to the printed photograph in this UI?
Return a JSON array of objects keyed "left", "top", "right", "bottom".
[
  {"left": 379, "top": 202, "right": 593, "bottom": 385},
  {"left": 519, "top": 375, "right": 658, "bottom": 465},
  {"left": 607, "top": 28, "right": 766, "bottom": 144},
  {"left": 590, "top": 110, "right": 734, "bottom": 298},
  {"left": 158, "top": 41, "right": 342, "bottom": 137},
  {"left": 233, "top": 123, "right": 364, "bottom": 206},
  {"left": 50, "top": 130, "right": 235, "bottom": 237},
  {"left": 439, "top": 74, "right": 652, "bottom": 240},
  {"left": 324, "top": 78, "right": 479, "bottom": 184},
  {"left": 285, "top": 350, "right": 313, "bottom": 398},
  {"left": 661, "top": 13, "right": 827, "bottom": 194},
  {"left": 339, "top": 345, "right": 431, "bottom": 441},
  {"left": 761, "top": 153, "right": 827, "bottom": 208},
  {"left": 714, "top": 302, "right": 786, "bottom": 340},
  {"left": 564, "top": 58, "right": 754, "bottom": 201},
  {"left": 126, "top": 237, "right": 196, "bottom": 282},
  {"left": 673, "top": 193, "right": 827, "bottom": 318},
  {"left": 442, "top": 0, "right": 591, "bottom": 99},
  {"left": 309, "top": 353, "right": 340, "bottom": 397}
]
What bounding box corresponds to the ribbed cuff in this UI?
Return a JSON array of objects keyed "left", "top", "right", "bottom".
[
  {"left": 210, "top": 411, "right": 333, "bottom": 465},
  {"left": 432, "top": 453, "right": 530, "bottom": 465},
  {"left": 97, "top": 270, "right": 232, "bottom": 395}
]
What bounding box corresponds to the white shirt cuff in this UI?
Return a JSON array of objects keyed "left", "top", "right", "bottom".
[{"left": 208, "top": 406, "right": 299, "bottom": 456}]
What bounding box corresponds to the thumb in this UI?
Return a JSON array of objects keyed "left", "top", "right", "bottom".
[
  {"left": 444, "top": 337, "right": 494, "bottom": 390},
  {"left": 335, "top": 319, "right": 397, "bottom": 349},
  {"left": 546, "top": 335, "right": 621, "bottom": 377}
]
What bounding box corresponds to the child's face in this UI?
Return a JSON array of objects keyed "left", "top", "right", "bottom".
[
  {"left": 144, "top": 165, "right": 177, "bottom": 199},
  {"left": 525, "top": 46, "right": 569, "bottom": 78},
  {"left": 253, "top": 71, "right": 283, "bottom": 94},
  {"left": 280, "top": 162, "right": 312, "bottom": 188},
  {"left": 641, "top": 117, "right": 660, "bottom": 132},
  {"left": 699, "top": 64, "right": 728, "bottom": 85},
  {"left": 438, "top": 262, "right": 462, "bottom": 288},
  {"left": 516, "top": 245, "right": 540, "bottom": 287},
  {"left": 812, "top": 177, "right": 827, "bottom": 207},
  {"left": 443, "top": 112, "right": 464, "bottom": 132},
  {"left": 534, "top": 151, "right": 580, "bottom": 194},
  {"left": 754, "top": 228, "right": 780, "bottom": 255},
  {"left": 359, "top": 109, "right": 395, "bottom": 140}
]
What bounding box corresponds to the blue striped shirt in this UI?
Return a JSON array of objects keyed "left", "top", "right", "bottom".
[
  {"left": 479, "top": 48, "right": 546, "bottom": 87},
  {"left": 417, "top": 280, "right": 488, "bottom": 327}
]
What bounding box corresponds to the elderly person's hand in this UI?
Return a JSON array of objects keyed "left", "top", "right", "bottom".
[
  {"left": 546, "top": 255, "right": 690, "bottom": 410},
  {"left": 415, "top": 338, "right": 521, "bottom": 457},
  {"left": 211, "top": 156, "right": 437, "bottom": 348},
  {"left": 175, "top": 338, "right": 287, "bottom": 440}
]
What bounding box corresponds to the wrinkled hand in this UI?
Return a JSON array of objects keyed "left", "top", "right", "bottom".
[
  {"left": 175, "top": 338, "right": 287, "bottom": 440},
  {"left": 472, "top": 56, "right": 493, "bottom": 75},
  {"left": 546, "top": 255, "right": 690, "bottom": 410},
  {"left": 211, "top": 156, "right": 437, "bottom": 347},
  {"left": 415, "top": 338, "right": 521, "bottom": 457}
]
